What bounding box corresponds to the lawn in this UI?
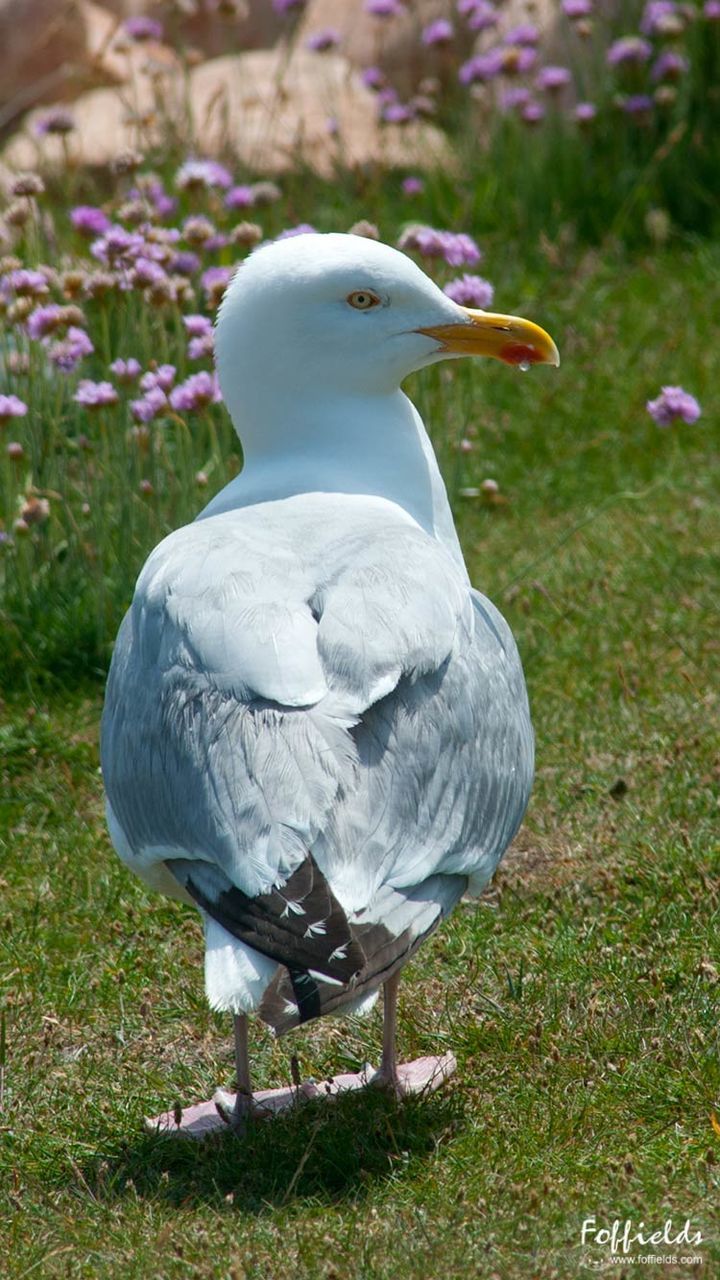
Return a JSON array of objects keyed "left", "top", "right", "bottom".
[{"left": 1, "top": 240, "right": 718, "bottom": 1278}]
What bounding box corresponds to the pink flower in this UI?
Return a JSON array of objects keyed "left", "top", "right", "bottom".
[
  {"left": 0, "top": 394, "right": 28, "bottom": 423},
  {"left": 646, "top": 386, "right": 701, "bottom": 426},
  {"left": 131, "top": 387, "right": 167, "bottom": 423},
  {"left": 140, "top": 364, "right": 176, "bottom": 393},
  {"left": 398, "top": 226, "right": 482, "bottom": 267},
  {"left": 364, "top": 0, "right": 405, "bottom": 16},
  {"left": 536, "top": 65, "right": 572, "bottom": 92},
  {"left": 225, "top": 185, "right": 256, "bottom": 210},
  {"left": 109, "top": 358, "right": 141, "bottom": 382},
  {"left": 504, "top": 23, "right": 540, "bottom": 46},
  {"left": 306, "top": 27, "right": 340, "bottom": 50},
  {"left": 175, "top": 159, "right": 233, "bottom": 191},
  {"left": 422, "top": 18, "right": 454, "bottom": 45},
  {"left": 73, "top": 379, "right": 118, "bottom": 408},
  {"left": 70, "top": 206, "right": 111, "bottom": 237},
  {"left": 402, "top": 176, "right": 424, "bottom": 196},
  {"left": 169, "top": 372, "right": 222, "bottom": 412},
  {"left": 48, "top": 327, "right": 94, "bottom": 373},
  {"left": 607, "top": 36, "right": 652, "bottom": 66},
  {"left": 123, "top": 15, "right": 163, "bottom": 41},
  {"left": 443, "top": 275, "right": 494, "bottom": 308},
  {"left": 575, "top": 102, "right": 597, "bottom": 123}
]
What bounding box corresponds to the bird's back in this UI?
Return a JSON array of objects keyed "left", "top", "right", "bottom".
[{"left": 102, "top": 491, "right": 533, "bottom": 1029}]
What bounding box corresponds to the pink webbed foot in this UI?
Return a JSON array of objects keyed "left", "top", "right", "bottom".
[
  {"left": 145, "top": 1054, "right": 457, "bottom": 1138},
  {"left": 369, "top": 1052, "right": 458, "bottom": 1099}
]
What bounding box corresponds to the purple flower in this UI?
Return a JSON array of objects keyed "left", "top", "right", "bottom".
[
  {"left": 360, "top": 66, "right": 385, "bottom": 90},
  {"left": 364, "top": 0, "right": 405, "bottom": 15},
  {"left": 129, "top": 257, "right": 167, "bottom": 289},
  {"left": 201, "top": 265, "right": 234, "bottom": 296},
  {"left": 183, "top": 314, "right": 214, "bottom": 338},
  {"left": 123, "top": 16, "right": 163, "bottom": 40},
  {"left": 306, "top": 27, "right": 340, "bottom": 50},
  {"left": 70, "top": 205, "right": 111, "bottom": 237},
  {"left": 382, "top": 102, "right": 414, "bottom": 124},
  {"left": 460, "top": 1, "right": 497, "bottom": 33},
  {"left": 705, "top": 2, "right": 720, "bottom": 18},
  {"left": 443, "top": 274, "right": 494, "bottom": 308},
  {"left": 575, "top": 101, "right": 597, "bottom": 122},
  {"left": 459, "top": 49, "right": 504, "bottom": 84},
  {"left": 140, "top": 364, "right": 176, "bottom": 393},
  {"left": 562, "top": 0, "right": 592, "bottom": 15},
  {"left": 170, "top": 250, "right": 201, "bottom": 277},
  {"left": 225, "top": 185, "right": 256, "bottom": 210},
  {"left": 131, "top": 177, "right": 176, "bottom": 220},
  {"left": 522, "top": 101, "right": 545, "bottom": 124},
  {"left": 622, "top": 94, "right": 654, "bottom": 115},
  {"left": 500, "top": 86, "right": 531, "bottom": 111},
  {"left": 398, "top": 226, "right": 482, "bottom": 267},
  {"left": 402, "top": 176, "right": 424, "bottom": 195},
  {"left": 504, "top": 23, "right": 540, "bottom": 46},
  {"left": 2, "top": 269, "right": 49, "bottom": 299},
  {"left": 276, "top": 224, "right": 318, "bottom": 239},
  {"left": 204, "top": 233, "right": 230, "bottom": 253},
  {"left": 652, "top": 50, "right": 689, "bottom": 81},
  {"left": 48, "top": 326, "right": 94, "bottom": 373},
  {"left": 0, "top": 394, "right": 28, "bottom": 423},
  {"left": 109, "top": 357, "right": 141, "bottom": 382},
  {"left": 188, "top": 334, "right": 215, "bottom": 361},
  {"left": 169, "top": 371, "right": 221, "bottom": 412},
  {"left": 73, "top": 379, "right": 118, "bottom": 409},
  {"left": 272, "top": 0, "right": 306, "bottom": 12},
  {"left": 26, "top": 304, "right": 64, "bottom": 340},
  {"left": 175, "top": 159, "right": 233, "bottom": 191},
  {"left": 131, "top": 387, "right": 167, "bottom": 423},
  {"left": 91, "top": 225, "right": 145, "bottom": 267},
  {"left": 536, "top": 65, "right": 572, "bottom": 92},
  {"left": 647, "top": 386, "right": 701, "bottom": 426},
  {"left": 607, "top": 36, "right": 652, "bottom": 66},
  {"left": 422, "top": 18, "right": 454, "bottom": 45},
  {"left": 641, "top": 1, "right": 681, "bottom": 34},
  {"left": 34, "top": 108, "right": 75, "bottom": 136}
]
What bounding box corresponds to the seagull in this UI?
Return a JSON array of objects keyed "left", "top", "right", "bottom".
[{"left": 101, "top": 232, "right": 559, "bottom": 1135}]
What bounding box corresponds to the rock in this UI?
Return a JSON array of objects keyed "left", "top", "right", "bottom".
[
  {"left": 187, "top": 49, "right": 451, "bottom": 175},
  {"left": 93, "top": 0, "right": 285, "bottom": 59},
  {"left": 3, "top": 47, "right": 451, "bottom": 177},
  {"left": 0, "top": 0, "right": 90, "bottom": 122}
]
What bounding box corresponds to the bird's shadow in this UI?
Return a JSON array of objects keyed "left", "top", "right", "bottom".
[{"left": 81, "top": 1086, "right": 465, "bottom": 1213}]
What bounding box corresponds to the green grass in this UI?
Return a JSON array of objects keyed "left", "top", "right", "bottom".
[{"left": 1, "top": 240, "right": 719, "bottom": 1277}]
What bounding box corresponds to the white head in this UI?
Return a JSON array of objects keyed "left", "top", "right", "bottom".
[{"left": 215, "top": 233, "right": 558, "bottom": 450}]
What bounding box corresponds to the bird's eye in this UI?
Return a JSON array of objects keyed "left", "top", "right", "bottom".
[{"left": 347, "top": 290, "right": 381, "bottom": 311}]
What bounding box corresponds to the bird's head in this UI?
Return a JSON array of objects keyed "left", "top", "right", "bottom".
[{"left": 215, "top": 232, "right": 558, "bottom": 423}]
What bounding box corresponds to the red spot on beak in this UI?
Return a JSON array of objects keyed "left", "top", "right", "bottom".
[{"left": 499, "top": 342, "right": 542, "bottom": 366}]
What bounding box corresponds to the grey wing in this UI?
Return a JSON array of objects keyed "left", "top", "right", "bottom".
[
  {"left": 314, "top": 585, "right": 534, "bottom": 899},
  {"left": 259, "top": 587, "right": 534, "bottom": 1032},
  {"left": 101, "top": 507, "right": 531, "bottom": 1019},
  {"left": 100, "top": 508, "right": 471, "bottom": 994}
]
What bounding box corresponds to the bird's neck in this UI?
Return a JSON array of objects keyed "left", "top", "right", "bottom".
[{"left": 199, "top": 389, "right": 468, "bottom": 577}]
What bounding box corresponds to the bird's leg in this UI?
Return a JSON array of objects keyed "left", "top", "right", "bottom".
[
  {"left": 213, "top": 1013, "right": 256, "bottom": 1128},
  {"left": 371, "top": 970, "right": 405, "bottom": 1096},
  {"left": 232, "top": 1013, "right": 253, "bottom": 1120}
]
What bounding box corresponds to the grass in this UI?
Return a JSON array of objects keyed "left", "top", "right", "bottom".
[{"left": 1, "top": 240, "right": 719, "bottom": 1277}]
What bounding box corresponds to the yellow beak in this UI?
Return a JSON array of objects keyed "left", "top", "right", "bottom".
[{"left": 417, "top": 307, "right": 560, "bottom": 368}]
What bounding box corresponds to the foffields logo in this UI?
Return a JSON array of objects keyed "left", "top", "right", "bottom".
[{"left": 579, "top": 1218, "right": 704, "bottom": 1270}]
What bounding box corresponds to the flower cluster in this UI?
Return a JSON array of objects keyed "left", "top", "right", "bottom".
[
  {"left": 646, "top": 385, "right": 701, "bottom": 426},
  {"left": 397, "top": 226, "right": 482, "bottom": 267}
]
